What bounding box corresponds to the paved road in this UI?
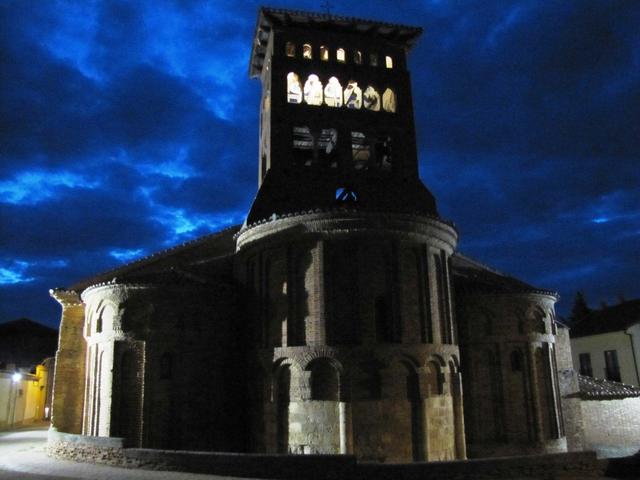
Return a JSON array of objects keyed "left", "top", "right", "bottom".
[{"left": 0, "top": 425, "right": 264, "bottom": 480}]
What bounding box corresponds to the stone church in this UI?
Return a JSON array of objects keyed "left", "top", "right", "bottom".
[{"left": 49, "top": 8, "right": 582, "bottom": 463}]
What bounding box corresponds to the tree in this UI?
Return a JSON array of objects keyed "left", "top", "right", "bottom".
[{"left": 569, "top": 291, "right": 591, "bottom": 325}]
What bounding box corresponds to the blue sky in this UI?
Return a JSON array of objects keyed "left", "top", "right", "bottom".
[{"left": 1, "top": 0, "right": 639, "bottom": 328}]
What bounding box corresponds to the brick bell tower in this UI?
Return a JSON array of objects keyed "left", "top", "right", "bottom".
[
  {"left": 236, "top": 8, "right": 464, "bottom": 462},
  {"left": 246, "top": 7, "right": 437, "bottom": 224}
]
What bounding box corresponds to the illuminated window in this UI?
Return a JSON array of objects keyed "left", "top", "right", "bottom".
[
  {"left": 336, "top": 48, "right": 346, "bottom": 62},
  {"left": 382, "top": 88, "right": 396, "bottom": 112},
  {"left": 320, "top": 45, "right": 329, "bottom": 61},
  {"left": 286, "top": 42, "right": 295, "bottom": 57},
  {"left": 293, "top": 127, "right": 338, "bottom": 167},
  {"left": 324, "top": 77, "right": 343, "bottom": 107},
  {"left": 302, "top": 43, "right": 312, "bottom": 59},
  {"left": 343, "top": 81, "right": 362, "bottom": 109},
  {"left": 385, "top": 55, "right": 393, "bottom": 69},
  {"left": 351, "top": 131, "right": 370, "bottom": 169},
  {"left": 303, "top": 74, "right": 323, "bottom": 105},
  {"left": 369, "top": 53, "right": 378, "bottom": 66},
  {"left": 353, "top": 50, "right": 362, "bottom": 64},
  {"left": 336, "top": 187, "right": 358, "bottom": 203},
  {"left": 363, "top": 86, "right": 380, "bottom": 111},
  {"left": 287, "top": 72, "right": 303, "bottom": 104}
]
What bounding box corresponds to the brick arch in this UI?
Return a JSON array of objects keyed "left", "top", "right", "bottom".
[
  {"left": 296, "top": 347, "right": 341, "bottom": 371},
  {"left": 306, "top": 358, "right": 341, "bottom": 401}
]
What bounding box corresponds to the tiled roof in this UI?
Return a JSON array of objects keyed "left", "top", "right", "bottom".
[
  {"left": 578, "top": 374, "right": 640, "bottom": 400},
  {"left": 570, "top": 300, "right": 640, "bottom": 338},
  {"left": 451, "top": 253, "right": 558, "bottom": 298}
]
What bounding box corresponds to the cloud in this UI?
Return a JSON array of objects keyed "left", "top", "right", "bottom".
[{"left": 0, "top": 169, "right": 100, "bottom": 205}]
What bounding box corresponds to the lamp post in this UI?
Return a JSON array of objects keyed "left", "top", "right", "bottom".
[{"left": 10, "top": 372, "right": 22, "bottom": 427}]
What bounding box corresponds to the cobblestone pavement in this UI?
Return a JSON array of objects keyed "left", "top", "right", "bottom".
[{"left": 0, "top": 425, "right": 265, "bottom": 480}]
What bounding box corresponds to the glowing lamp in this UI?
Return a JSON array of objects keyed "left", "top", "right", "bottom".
[{"left": 12, "top": 372, "right": 22, "bottom": 383}]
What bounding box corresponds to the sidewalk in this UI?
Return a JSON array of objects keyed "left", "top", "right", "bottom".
[{"left": 0, "top": 426, "right": 264, "bottom": 480}]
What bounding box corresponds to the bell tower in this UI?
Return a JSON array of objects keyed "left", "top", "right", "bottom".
[{"left": 247, "top": 8, "right": 438, "bottom": 224}]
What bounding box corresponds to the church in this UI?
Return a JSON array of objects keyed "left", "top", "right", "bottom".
[{"left": 48, "top": 8, "right": 583, "bottom": 463}]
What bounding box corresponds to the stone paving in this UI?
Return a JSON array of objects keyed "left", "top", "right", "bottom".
[{"left": 0, "top": 425, "right": 265, "bottom": 480}]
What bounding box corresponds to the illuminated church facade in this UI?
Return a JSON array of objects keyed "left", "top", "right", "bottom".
[{"left": 49, "top": 8, "right": 582, "bottom": 463}]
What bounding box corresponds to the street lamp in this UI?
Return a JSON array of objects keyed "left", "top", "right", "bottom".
[{"left": 12, "top": 372, "right": 22, "bottom": 383}]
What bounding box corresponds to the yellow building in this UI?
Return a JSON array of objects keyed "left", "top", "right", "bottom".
[{"left": 0, "top": 362, "right": 51, "bottom": 430}]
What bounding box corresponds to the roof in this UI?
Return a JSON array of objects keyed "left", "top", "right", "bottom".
[
  {"left": 578, "top": 374, "right": 640, "bottom": 400},
  {"left": 67, "top": 225, "right": 240, "bottom": 292},
  {"left": 250, "top": 7, "right": 423, "bottom": 78},
  {"left": 451, "top": 253, "right": 558, "bottom": 298},
  {"left": 570, "top": 299, "right": 640, "bottom": 338}
]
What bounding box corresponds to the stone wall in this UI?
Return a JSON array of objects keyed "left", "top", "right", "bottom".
[
  {"left": 581, "top": 397, "right": 640, "bottom": 458},
  {"left": 47, "top": 428, "right": 126, "bottom": 466}
]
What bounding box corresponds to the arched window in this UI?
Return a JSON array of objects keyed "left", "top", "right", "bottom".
[
  {"left": 510, "top": 350, "right": 523, "bottom": 372},
  {"left": 336, "top": 187, "right": 358, "bottom": 204},
  {"left": 287, "top": 72, "right": 302, "bottom": 104},
  {"left": 285, "top": 42, "right": 295, "bottom": 57},
  {"left": 320, "top": 45, "right": 329, "bottom": 61},
  {"left": 385, "top": 55, "right": 393, "bottom": 69},
  {"left": 382, "top": 88, "right": 397, "bottom": 112},
  {"left": 369, "top": 53, "right": 378, "bottom": 66},
  {"left": 302, "top": 43, "right": 312, "bottom": 59},
  {"left": 426, "top": 360, "right": 443, "bottom": 395},
  {"left": 309, "top": 359, "right": 340, "bottom": 401},
  {"left": 96, "top": 316, "right": 103, "bottom": 333},
  {"left": 336, "top": 48, "right": 346, "bottom": 62},
  {"left": 303, "top": 74, "right": 323, "bottom": 105},
  {"left": 324, "top": 77, "right": 342, "bottom": 107},
  {"left": 353, "top": 50, "right": 362, "bottom": 64},
  {"left": 363, "top": 86, "right": 380, "bottom": 111},
  {"left": 343, "top": 81, "right": 362, "bottom": 109},
  {"left": 160, "top": 352, "right": 172, "bottom": 379}
]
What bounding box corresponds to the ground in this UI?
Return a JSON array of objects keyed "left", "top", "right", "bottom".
[{"left": 0, "top": 424, "right": 264, "bottom": 480}]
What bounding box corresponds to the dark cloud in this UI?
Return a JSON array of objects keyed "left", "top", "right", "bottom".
[{"left": 1, "top": 0, "right": 638, "bottom": 327}]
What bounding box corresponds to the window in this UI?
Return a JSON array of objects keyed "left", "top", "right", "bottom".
[
  {"left": 344, "top": 81, "right": 362, "bottom": 109},
  {"left": 385, "top": 55, "right": 393, "bottom": 69},
  {"left": 369, "top": 53, "right": 378, "bottom": 66},
  {"left": 579, "top": 353, "right": 593, "bottom": 377},
  {"left": 96, "top": 316, "right": 103, "bottom": 333},
  {"left": 303, "top": 74, "right": 323, "bottom": 105},
  {"left": 320, "top": 45, "right": 329, "bottom": 61},
  {"left": 302, "top": 43, "right": 312, "bottom": 59},
  {"left": 324, "top": 77, "right": 343, "bottom": 107},
  {"left": 293, "top": 127, "right": 338, "bottom": 167},
  {"left": 374, "top": 136, "right": 392, "bottom": 171},
  {"left": 354, "top": 50, "right": 362, "bottom": 64},
  {"left": 160, "top": 353, "right": 172, "bottom": 380},
  {"left": 604, "top": 350, "right": 621, "bottom": 382},
  {"left": 336, "top": 187, "right": 358, "bottom": 204},
  {"left": 286, "top": 42, "right": 295, "bottom": 57},
  {"left": 363, "top": 86, "right": 380, "bottom": 111},
  {"left": 382, "top": 88, "right": 396, "bottom": 112},
  {"left": 287, "top": 72, "right": 302, "bottom": 104},
  {"left": 351, "top": 131, "right": 370, "bottom": 169},
  {"left": 336, "top": 48, "right": 346, "bottom": 62}
]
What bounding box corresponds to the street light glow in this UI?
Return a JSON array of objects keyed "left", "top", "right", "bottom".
[{"left": 12, "top": 373, "right": 22, "bottom": 383}]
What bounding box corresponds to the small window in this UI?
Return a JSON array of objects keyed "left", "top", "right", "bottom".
[
  {"left": 324, "top": 77, "right": 343, "bottom": 107},
  {"left": 385, "top": 55, "right": 393, "bottom": 69},
  {"left": 303, "top": 74, "right": 323, "bottom": 105},
  {"left": 320, "top": 45, "right": 329, "bottom": 61},
  {"left": 579, "top": 353, "right": 593, "bottom": 377},
  {"left": 351, "top": 131, "right": 370, "bottom": 169},
  {"left": 382, "top": 88, "right": 396, "bottom": 113},
  {"left": 511, "top": 350, "right": 523, "bottom": 372},
  {"left": 344, "top": 81, "right": 362, "bottom": 109},
  {"left": 286, "top": 42, "right": 295, "bottom": 57},
  {"left": 374, "top": 136, "right": 392, "bottom": 171},
  {"left": 336, "top": 48, "right": 346, "bottom": 62},
  {"left": 96, "top": 316, "right": 103, "bottom": 333},
  {"left": 287, "top": 72, "right": 302, "bottom": 104},
  {"left": 302, "top": 43, "right": 312, "bottom": 59},
  {"left": 160, "top": 353, "right": 172, "bottom": 380},
  {"left": 369, "top": 53, "right": 378, "bottom": 66},
  {"left": 363, "top": 86, "right": 380, "bottom": 111},
  {"left": 336, "top": 187, "right": 358, "bottom": 204},
  {"left": 354, "top": 50, "right": 362, "bottom": 64},
  {"left": 604, "top": 350, "right": 621, "bottom": 382}
]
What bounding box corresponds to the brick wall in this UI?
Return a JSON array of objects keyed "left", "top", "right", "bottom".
[{"left": 581, "top": 397, "right": 640, "bottom": 458}]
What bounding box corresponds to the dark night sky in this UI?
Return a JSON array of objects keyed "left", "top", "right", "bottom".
[{"left": 1, "top": 1, "right": 639, "bottom": 329}]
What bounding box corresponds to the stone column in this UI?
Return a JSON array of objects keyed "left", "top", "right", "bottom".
[
  {"left": 49, "top": 289, "right": 86, "bottom": 434},
  {"left": 451, "top": 372, "right": 467, "bottom": 459}
]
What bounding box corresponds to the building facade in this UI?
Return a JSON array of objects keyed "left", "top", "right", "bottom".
[{"left": 48, "top": 8, "right": 576, "bottom": 463}]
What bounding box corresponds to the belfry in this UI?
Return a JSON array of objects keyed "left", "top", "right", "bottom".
[{"left": 48, "top": 7, "right": 579, "bottom": 466}]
